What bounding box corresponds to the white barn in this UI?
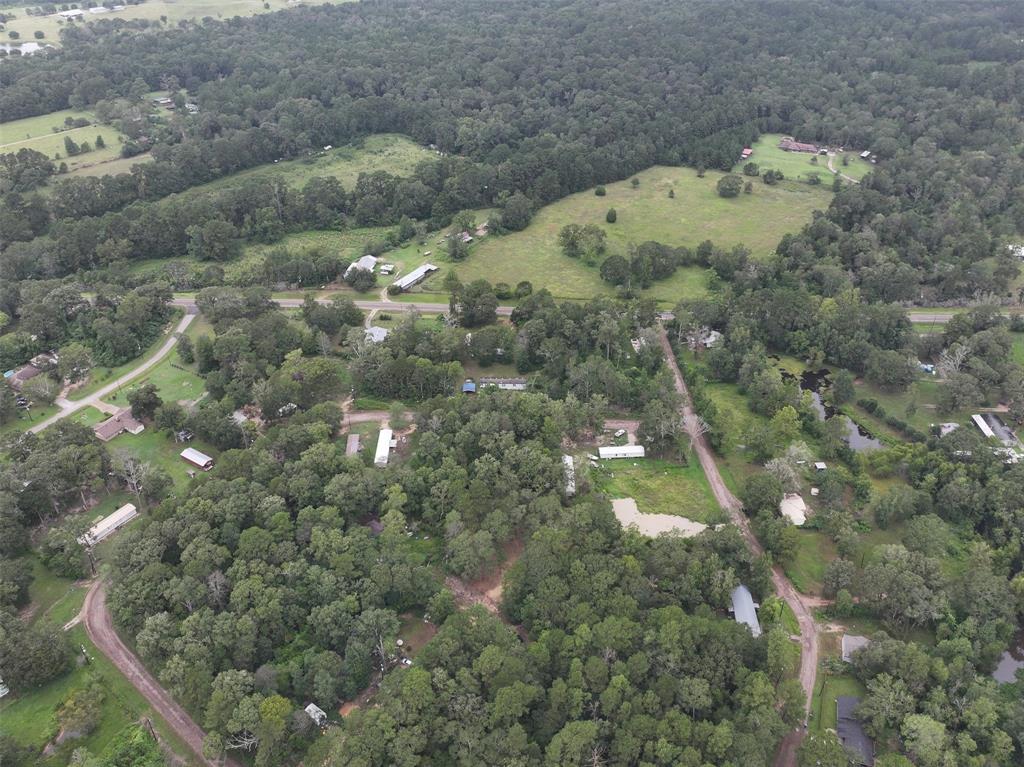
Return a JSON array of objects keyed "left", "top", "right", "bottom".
[
  {"left": 392, "top": 263, "right": 438, "bottom": 291},
  {"left": 598, "top": 445, "right": 646, "bottom": 459},
  {"left": 344, "top": 255, "right": 378, "bottom": 279}
]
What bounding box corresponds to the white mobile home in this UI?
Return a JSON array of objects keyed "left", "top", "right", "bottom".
[
  {"left": 562, "top": 454, "right": 576, "bottom": 496},
  {"left": 374, "top": 428, "right": 394, "bottom": 467},
  {"left": 972, "top": 414, "right": 996, "bottom": 439},
  {"left": 392, "top": 263, "right": 438, "bottom": 291},
  {"left": 598, "top": 445, "right": 646, "bottom": 459},
  {"left": 77, "top": 503, "right": 138, "bottom": 546}
]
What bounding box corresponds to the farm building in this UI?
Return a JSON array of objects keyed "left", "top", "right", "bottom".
[
  {"left": 344, "top": 255, "right": 378, "bottom": 279},
  {"left": 93, "top": 408, "right": 145, "bottom": 442},
  {"left": 392, "top": 263, "right": 438, "bottom": 291},
  {"left": 778, "top": 137, "right": 819, "bottom": 153},
  {"left": 562, "top": 455, "right": 576, "bottom": 496},
  {"left": 364, "top": 326, "right": 390, "bottom": 344},
  {"left": 689, "top": 328, "right": 723, "bottom": 350},
  {"left": 841, "top": 634, "right": 871, "bottom": 663},
  {"left": 479, "top": 377, "right": 528, "bottom": 391},
  {"left": 374, "top": 428, "right": 394, "bottom": 467},
  {"left": 180, "top": 447, "right": 214, "bottom": 471},
  {"left": 57, "top": 8, "right": 84, "bottom": 18},
  {"left": 598, "top": 445, "right": 646, "bottom": 459},
  {"left": 729, "top": 584, "right": 761, "bottom": 637},
  {"left": 836, "top": 697, "right": 874, "bottom": 766},
  {"left": 779, "top": 493, "right": 807, "bottom": 526},
  {"left": 77, "top": 503, "right": 139, "bottom": 547}
]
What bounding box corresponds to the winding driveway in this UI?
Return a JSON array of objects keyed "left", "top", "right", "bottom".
[
  {"left": 657, "top": 326, "right": 817, "bottom": 767},
  {"left": 29, "top": 311, "right": 196, "bottom": 434},
  {"left": 82, "top": 579, "right": 240, "bottom": 767}
]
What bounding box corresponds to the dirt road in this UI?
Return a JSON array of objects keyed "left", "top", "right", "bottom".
[
  {"left": 30, "top": 312, "right": 196, "bottom": 434},
  {"left": 83, "top": 580, "right": 239, "bottom": 767},
  {"left": 657, "top": 326, "right": 817, "bottom": 767},
  {"left": 825, "top": 153, "right": 861, "bottom": 184}
]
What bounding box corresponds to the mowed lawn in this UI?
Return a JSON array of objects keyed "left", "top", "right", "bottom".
[
  {"left": 593, "top": 458, "right": 725, "bottom": 525},
  {"left": 0, "top": 108, "right": 128, "bottom": 172},
  {"left": 3, "top": 0, "right": 353, "bottom": 45},
  {"left": 738, "top": 133, "right": 873, "bottom": 183},
  {"left": 451, "top": 164, "right": 831, "bottom": 304},
  {"left": 106, "top": 428, "right": 219, "bottom": 489}
]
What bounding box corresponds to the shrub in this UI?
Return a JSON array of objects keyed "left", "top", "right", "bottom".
[
  {"left": 594, "top": 186, "right": 606, "bottom": 196},
  {"left": 605, "top": 208, "right": 617, "bottom": 223}
]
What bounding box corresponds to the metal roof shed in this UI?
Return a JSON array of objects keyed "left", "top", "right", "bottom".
[
  {"left": 374, "top": 428, "right": 393, "bottom": 467},
  {"left": 180, "top": 447, "right": 214, "bottom": 470},
  {"left": 562, "top": 455, "right": 576, "bottom": 496},
  {"left": 730, "top": 584, "right": 761, "bottom": 637}
]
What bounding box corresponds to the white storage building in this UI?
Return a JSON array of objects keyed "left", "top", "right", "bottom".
[
  {"left": 77, "top": 503, "right": 138, "bottom": 546},
  {"left": 562, "top": 455, "right": 576, "bottom": 496},
  {"left": 598, "top": 445, "right": 646, "bottom": 459},
  {"left": 392, "top": 263, "right": 438, "bottom": 291},
  {"left": 374, "top": 428, "right": 394, "bottom": 467}
]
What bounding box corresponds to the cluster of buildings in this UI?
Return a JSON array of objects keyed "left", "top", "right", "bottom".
[
  {"left": 3, "top": 351, "right": 57, "bottom": 392},
  {"left": 460, "top": 376, "right": 529, "bottom": 394}
]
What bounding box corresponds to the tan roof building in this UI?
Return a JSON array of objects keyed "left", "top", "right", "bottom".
[{"left": 93, "top": 408, "right": 145, "bottom": 442}]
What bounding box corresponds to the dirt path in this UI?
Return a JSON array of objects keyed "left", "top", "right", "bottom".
[
  {"left": 657, "top": 326, "right": 817, "bottom": 767},
  {"left": 83, "top": 580, "right": 239, "bottom": 767},
  {"left": 826, "top": 153, "right": 860, "bottom": 184},
  {"left": 30, "top": 312, "right": 196, "bottom": 434}
]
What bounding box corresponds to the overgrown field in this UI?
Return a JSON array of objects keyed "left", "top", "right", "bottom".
[
  {"left": 592, "top": 458, "right": 724, "bottom": 525},
  {"left": 450, "top": 164, "right": 832, "bottom": 303}
]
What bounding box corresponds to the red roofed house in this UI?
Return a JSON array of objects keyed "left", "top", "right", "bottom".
[{"left": 778, "top": 137, "right": 819, "bottom": 153}]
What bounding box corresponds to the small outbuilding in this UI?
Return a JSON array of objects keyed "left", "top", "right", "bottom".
[
  {"left": 345, "top": 433, "right": 361, "bottom": 456},
  {"left": 813, "top": 461, "right": 827, "bottom": 472},
  {"left": 77, "top": 503, "right": 139, "bottom": 547},
  {"left": 374, "top": 428, "right": 393, "bottom": 467},
  {"left": 461, "top": 379, "right": 477, "bottom": 394},
  {"left": 836, "top": 697, "right": 874, "bottom": 766},
  {"left": 779, "top": 493, "right": 808, "bottom": 526},
  {"left": 598, "top": 445, "right": 646, "bottom": 459},
  {"left": 841, "top": 634, "right": 871, "bottom": 663},
  {"left": 304, "top": 703, "right": 328, "bottom": 727},
  {"left": 180, "top": 447, "right": 214, "bottom": 471},
  {"left": 729, "top": 584, "right": 761, "bottom": 637}
]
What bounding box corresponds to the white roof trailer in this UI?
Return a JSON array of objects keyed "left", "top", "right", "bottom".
[
  {"left": 562, "top": 454, "right": 576, "bottom": 496},
  {"left": 598, "top": 445, "right": 646, "bottom": 459},
  {"left": 374, "top": 428, "right": 394, "bottom": 467},
  {"left": 77, "top": 503, "right": 138, "bottom": 546},
  {"left": 392, "top": 263, "right": 438, "bottom": 291},
  {"left": 972, "top": 414, "right": 996, "bottom": 439}
]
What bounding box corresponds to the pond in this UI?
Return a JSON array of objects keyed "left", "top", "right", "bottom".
[
  {"left": 994, "top": 628, "right": 1024, "bottom": 684},
  {"left": 783, "top": 368, "right": 882, "bottom": 452}
]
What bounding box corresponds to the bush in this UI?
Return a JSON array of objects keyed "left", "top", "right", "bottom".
[
  {"left": 605, "top": 208, "right": 617, "bottom": 223},
  {"left": 494, "top": 282, "right": 512, "bottom": 299},
  {"left": 594, "top": 186, "right": 606, "bottom": 196},
  {"left": 514, "top": 280, "right": 533, "bottom": 298},
  {"left": 34, "top": 30, "right": 44, "bottom": 39},
  {"left": 716, "top": 174, "right": 743, "bottom": 198}
]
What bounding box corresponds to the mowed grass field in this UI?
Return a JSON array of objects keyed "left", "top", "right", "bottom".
[
  {"left": 738, "top": 133, "right": 872, "bottom": 183},
  {"left": 592, "top": 458, "right": 725, "bottom": 525},
  {"left": 450, "top": 164, "right": 831, "bottom": 304},
  {"left": 0, "top": 108, "right": 128, "bottom": 173},
  {"left": 1, "top": 0, "right": 352, "bottom": 45}
]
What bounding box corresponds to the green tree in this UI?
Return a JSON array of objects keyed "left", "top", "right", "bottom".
[
  {"left": 57, "top": 341, "right": 92, "bottom": 384},
  {"left": 605, "top": 207, "right": 616, "bottom": 223},
  {"left": 716, "top": 174, "right": 743, "bottom": 198},
  {"left": 127, "top": 382, "right": 162, "bottom": 421},
  {"left": 798, "top": 732, "right": 853, "bottom": 767}
]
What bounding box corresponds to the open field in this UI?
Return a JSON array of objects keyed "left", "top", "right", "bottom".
[
  {"left": 195, "top": 133, "right": 433, "bottom": 194},
  {"left": 1, "top": 0, "right": 351, "bottom": 46},
  {"left": 450, "top": 164, "right": 831, "bottom": 304},
  {"left": 738, "top": 133, "right": 872, "bottom": 183},
  {"left": 0, "top": 108, "right": 129, "bottom": 173},
  {"left": 107, "top": 428, "right": 218, "bottom": 489},
  {"left": 1012, "top": 331, "right": 1024, "bottom": 365},
  {"left": 106, "top": 351, "right": 205, "bottom": 409},
  {"left": 592, "top": 458, "right": 724, "bottom": 525},
  {"left": 785, "top": 530, "right": 837, "bottom": 596},
  {"left": 67, "top": 152, "right": 153, "bottom": 178},
  {"left": 0, "top": 402, "right": 60, "bottom": 436}
]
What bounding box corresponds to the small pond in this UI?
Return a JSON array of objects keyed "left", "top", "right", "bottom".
[
  {"left": 782, "top": 368, "right": 882, "bottom": 452},
  {"left": 993, "top": 628, "right": 1024, "bottom": 684}
]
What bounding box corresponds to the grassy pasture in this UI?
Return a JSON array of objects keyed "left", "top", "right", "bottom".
[
  {"left": 592, "top": 458, "right": 724, "bottom": 526},
  {"left": 106, "top": 428, "right": 218, "bottom": 489},
  {"left": 1, "top": 0, "right": 352, "bottom": 46},
  {"left": 450, "top": 164, "right": 831, "bottom": 304},
  {"left": 0, "top": 108, "right": 128, "bottom": 173},
  {"left": 739, "top": 133, "right": 872, "bottom": 183}
]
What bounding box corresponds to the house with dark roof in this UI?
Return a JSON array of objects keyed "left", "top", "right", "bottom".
[{"left": 836, "top": 697, "right": 874, "bottom": 766}]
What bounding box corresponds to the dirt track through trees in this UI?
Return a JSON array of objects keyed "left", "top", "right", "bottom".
[
  {"left": 657, "top": 326, "right": 817, "bottom": 767},
  {"left": 82, "top": 580, "right": 240, "bottom": 767}
]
